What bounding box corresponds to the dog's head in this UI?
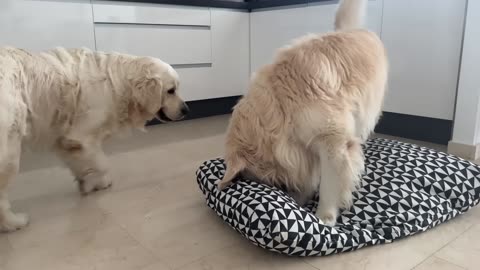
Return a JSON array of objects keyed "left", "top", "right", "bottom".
[{"left": 128, "top": 57, "right": 189, "bottom": 127}]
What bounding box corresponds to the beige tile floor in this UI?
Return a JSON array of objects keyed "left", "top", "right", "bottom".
[{"left": 1, "top": 115, "right": 479, "bottom": 270}]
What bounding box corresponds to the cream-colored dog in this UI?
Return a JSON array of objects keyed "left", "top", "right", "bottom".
[
  {"left": 0, "top": 47, "right": 188, "bottom": 232},
  {"left": 218, "top": 0, "right": 388, "bottom": 225}
]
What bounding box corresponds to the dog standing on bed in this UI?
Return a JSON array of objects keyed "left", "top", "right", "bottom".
[
  {"left": 0, "top": 47, "right": 189, "bottom": 232},
  {"left": 218, "top": 0, "right": 388, "bottom": 225}
]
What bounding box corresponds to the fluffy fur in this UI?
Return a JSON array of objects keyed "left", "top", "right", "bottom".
[
  {"left": 0, "top": 47, "right": 188, "bottom": 232},
  {"left": 218, "top": 0, "right": 388, "bottom": 225}
]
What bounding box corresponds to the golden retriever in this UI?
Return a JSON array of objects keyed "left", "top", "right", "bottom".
[
  {"left": 218, "top": 0, "right": 388, "bottom": 225},
  {"left": 0, "top": 47, "right": 188, "bottom": 232}
]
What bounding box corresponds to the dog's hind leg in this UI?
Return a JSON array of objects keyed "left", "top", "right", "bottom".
[
  {"left": 297, "top": 108, "right": 364, "bottom": 226},
  {"left": 314, "top": 135, "right": 364, "bottom": 226},
  {"left": 0, "top": 135, "right": 29, "bottom": 232}
]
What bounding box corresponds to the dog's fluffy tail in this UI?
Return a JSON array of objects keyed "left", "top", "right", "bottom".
[
  {"left": 217, "top": 155, "right": 246, "bottom": 190},
  {"left": 334, "top": 0, "right": 368, "bottom": 31}
]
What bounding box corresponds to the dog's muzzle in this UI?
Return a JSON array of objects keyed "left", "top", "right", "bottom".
[{"left": 156, "top": 109, "right": 173, "bottom": 122}]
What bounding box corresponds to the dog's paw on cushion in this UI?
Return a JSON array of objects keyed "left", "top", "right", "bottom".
[{"left": 196, "top": 138, "right": 480, "bottom": 256}]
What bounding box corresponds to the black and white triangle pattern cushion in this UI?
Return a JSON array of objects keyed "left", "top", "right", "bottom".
[{"left": 196, "top": 138, "right": 480, "bottom": 256}]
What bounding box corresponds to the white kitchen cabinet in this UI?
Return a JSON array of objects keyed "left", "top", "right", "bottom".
[
  {"left": 250, "top": 1, "right": 384, "bottom": 72},
  {"left": 92, "top": 1, "right": 212, "bottom": 66},
  {"left": 0, "top": 0, "right": 95, "bottom": 51},
  {"left": 92, "top": 2, "right": 250, "bottom": 101},
  {"left": 210, "top": 9, "right": 250, "bottom": 97},
  {"left": 178, "top": 9, "right": 250, "bottom": 101},
  {"left": 365, "top": 0, "right": 384, "bottom": 36},
  {"left": 305, "top": 2, "right": 337, "bottom": 34},
  {"left": 250, "top": 5, "right": 310, "bottom": 72},
  {"left": 0, "top": 0, "right": 468, "bottom": 112},
  {"left": 306, "top": 0, "right": 383, "bottom": 38},
  {"left": 381, "top": 0, "right": 466, "bottom": 120},
  {"left": 95, "top": 24, "right": 212, "bottom": 65},
  {"left": 92, "top": 0, "right": 211, "bottom": 26},
  {"left": 175, "top": 66, "right": 214, "bottom": 102}
]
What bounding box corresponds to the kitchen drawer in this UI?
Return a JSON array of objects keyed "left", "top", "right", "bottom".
[
  {"left": 95, "top": 24, "right": 212, "bottom": 65},
  {"left": 92, "top": 1, "right": 210, "bottom": 26},
  {"left": 0, "top": 0, "right": 95, "bottom": 51},
  {"left": 175, "top": 66, "right": 214, "bottom": 101}
]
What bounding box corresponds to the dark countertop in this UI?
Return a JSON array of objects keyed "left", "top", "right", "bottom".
[
  {"left": 249, "top": 0, "right": 335, "bottom": 10},
  {"left": 107, "top": 0, "right": 335, "bottom": 10}
]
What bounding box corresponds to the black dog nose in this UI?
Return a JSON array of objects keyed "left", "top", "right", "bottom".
[{"left": 181, "top": 104, "right": 190, "bottom": 115}]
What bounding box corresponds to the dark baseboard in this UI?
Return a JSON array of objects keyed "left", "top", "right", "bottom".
[
  {"left": 249, "top": 0, "right": 309, "bottom": 10},
  {"left": 149, "top": 102, "right": 453, "bottom": 145},
  {"left": 147, "top": 95, "right": 241, "bottom": 126},
  {"left": 110, "top": 0, "right": 249, "bottom": 9},
  {"left": 374, "top": 112, "right": 453, "bottom": 145}
]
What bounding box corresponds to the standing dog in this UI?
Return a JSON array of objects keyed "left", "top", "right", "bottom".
[
  {"left": 218, "top": 0, "right": 388, "bottom": 225},
  {"left": 0, "top": 47, "right": 189, "bottom": 232}
]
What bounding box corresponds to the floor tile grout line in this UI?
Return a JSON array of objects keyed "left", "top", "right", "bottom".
[
  {"left": 425, "top": 256, "right": 467, "bottom": 270},
  {"left": 411, "top": 255, "right": 468, "bottom": 270},
  {"left": 7, "top": 116, "right": 478, "bottom": 269},
  {"left": 303, "top": 221, "right": 476, "bottom": 270},
  {"left": 98, "top": 208, "right": 175, "bottom": 270},
  {"left": 4, "top": 235, "right": 14, "bottom": 262},
  {"left": 303, "top": 259, "right": 323, "bottom": 270},
  {"left": 106, "top": 202, "right": 241, "bottom": 270},
  {"left": 171, "top": 242, "right": 240, "bottom": 270},
  {"left": 409, "top": 223, "right": 475, "bottom": 270},
  {"left": 89, "top": 166, "right": 230, "bottom": 270}
]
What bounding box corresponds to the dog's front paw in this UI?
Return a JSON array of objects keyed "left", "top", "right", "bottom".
[
  {"left": 340, "top": 191, "right": 354, "bottom": 209},
  {"left": 76, "top": 175, "right": 112, "bottom": 195},
  {"left": 0, "top": 212, "right": 29, "bottom": 233},
  {"left": 315, "top": 207, "right": 338, "bottom": 227}
]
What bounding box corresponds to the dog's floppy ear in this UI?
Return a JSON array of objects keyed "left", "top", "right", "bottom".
[
  {"left": 131, "top": 75, "right": 163, "bottom": 107},
  {"left": 128, "top": 75, "right": 163, "bottom": 128}
]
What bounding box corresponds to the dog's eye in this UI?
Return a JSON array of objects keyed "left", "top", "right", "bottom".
[{"left": 167, "top": 88, "right": 176, "bottom": 94}]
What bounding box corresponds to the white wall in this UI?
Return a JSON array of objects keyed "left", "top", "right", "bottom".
[{"left": 452, "top": 0, "right": 480, "bottom": 145}]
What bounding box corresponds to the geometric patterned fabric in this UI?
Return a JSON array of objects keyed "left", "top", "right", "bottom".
[{"left": 196, "top": 138, "right": 480, "bottom": 256}]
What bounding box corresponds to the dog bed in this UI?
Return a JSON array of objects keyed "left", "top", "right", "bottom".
[{"left": 196, "top": 138, "right": 480, "bottom": 256}]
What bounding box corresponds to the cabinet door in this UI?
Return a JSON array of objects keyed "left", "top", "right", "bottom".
[
  {"left": 0, "top": 0, "right": 95, "bottom": 51},
  {"left": 381, "top": 0, "right": 466, "bottom": 120},
  {"left": 250, "top": 1, "right": 384, "bottom": 73},
  {"left": 306, "top": 0, "right": 383, "bottom": 36},
  {"left": 250, "top": 5, "right": 310, "bottom": 72},
  {"left": 92, "top": 0, "right": 210, "bottom": 26},
  {"left": 176, "top": 10, "right": 250, "bottom": 101},
  {"left": 210, "top": 9, "right": 250, "bottom": 97}
]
